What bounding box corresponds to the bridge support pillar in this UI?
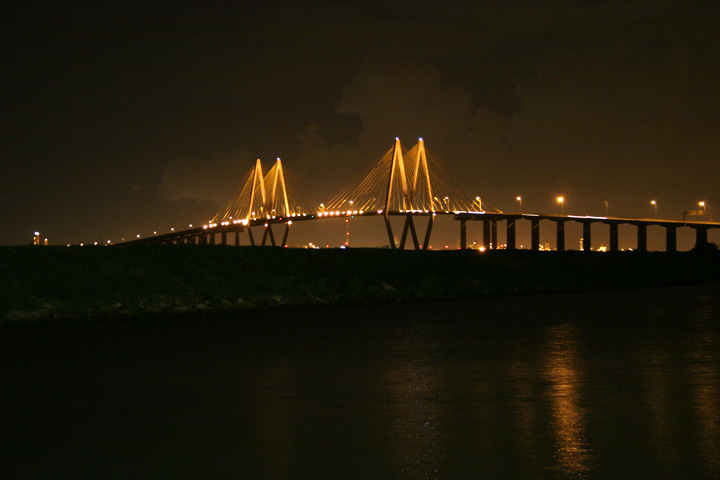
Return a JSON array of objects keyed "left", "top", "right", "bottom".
[
  {"left": 221, "top": 232, "right": 227, "bottom": 246},
  {"left": 460, "top": 219, "right": 467, "bottom": 250},
  {"left": 491, "top": 220, "right": 498, "bottom": 249},
  {"left": 281, "top": 224, "right": 290, "bottom": 247},
  {"left": 209, "top": 233, "right": 215, "bottom": 245},
  {"left": 582, "top": 222, "right": 591, "bottom": 252},
  {"left": 556, "top": 220, "right": 565, "bottom": 251},
  {"left": 235, "top": 231, "right": 240, "bottom": 247},
  {"left": 400, "top": 215, "right": 420, "bottom": 249},
  {"left": 637, "top": 224, "right": 647, "bottom": 252},
  {"left": 609, "top": 223, "right": 619, "bottom": 251},
  {"left": 384, "top": 214, "right": 396, "bottom": 249},
  {"left": 422, "top": 215, "right": 434, "bottom": 250},
  {"left": 483, "top": 221, "right": 491, "bottom": 249},
  {"left": 695, "top": 226, "right": 708, "bottom": 249},
  {"left": 261, "top": 225, "right": 276, "bottom": 246},
  {"left": 506, "top": 218, "right": 516, "bottom": 250},
  {"left": 666, "top": 225, "right": 676, "bottom": 252},
  {"left": 247, "top": 228, "right": 256, "bottom": 246},
  {"left": 531, "top": 218, "right": 540, "bottom": 251}
]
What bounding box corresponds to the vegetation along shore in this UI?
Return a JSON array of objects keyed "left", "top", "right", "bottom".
[{"left": 2, "top": 245, "right": 720, "bottom": 325}]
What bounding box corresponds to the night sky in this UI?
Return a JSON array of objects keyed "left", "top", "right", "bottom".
[{"left": 2, "top": 1, "right": 719, "bottom": 247}]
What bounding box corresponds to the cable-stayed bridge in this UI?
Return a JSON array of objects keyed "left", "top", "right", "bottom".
[{"left": 123, "top": 138, "right": 719, "bottom": 251}]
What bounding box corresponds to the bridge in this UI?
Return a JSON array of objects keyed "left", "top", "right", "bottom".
[{"left": 123, "top": 138, "right": 719, "bottom": 251}]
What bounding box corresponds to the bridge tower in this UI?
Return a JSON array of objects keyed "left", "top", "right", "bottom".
[
  {"left": 250, "top": 158, "right": 292, "bottom": 247},
  {"left": 384, "top": 138, "right": 435, "bottom": 250},
  {"left": 212, "top": 157, "right": 294, "bottom": 247}
]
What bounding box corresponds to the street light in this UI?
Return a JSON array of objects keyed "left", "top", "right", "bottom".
[
  {"left": 651, "top": 200, "right": 657, "bottom": 220},
  {"left": 444, "top": 196, "right": 449, "bottom": 213},
  {"left": 475, "top": 196, "right": 482, "bottom": 212},
  {"left": 557, "top": 196, "right": 564, "bottom": 215},
  {"left": 699, "top": 201, "right": 706, "bottom": 216},
  {"left": 516, "top": 196, "right": 522, "bottom": 212}
]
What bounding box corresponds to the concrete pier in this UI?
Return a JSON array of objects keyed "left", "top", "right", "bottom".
[
  {"left": 556, "top": 220, "right": 565, "bottom": 251},
  {"left": 507, "top": 218, "right": 516, "bottom": 250},
  {"left": 582, "top": 222, "right": 591, "bottom": 252},
  {"left": 531, "top": 218, "right": 540, "bottom": 251},
  {"left": 637, "top": 224, "right": 647, "bottom": 252}
]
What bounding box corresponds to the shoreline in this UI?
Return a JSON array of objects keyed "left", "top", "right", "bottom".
[{"left": 2, "top": 245, "right": 720, "bottom": 326}]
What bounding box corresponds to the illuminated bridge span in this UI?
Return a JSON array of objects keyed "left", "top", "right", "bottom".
[{"left": 124, "top": 138, "right": 719, "bottom": 251}]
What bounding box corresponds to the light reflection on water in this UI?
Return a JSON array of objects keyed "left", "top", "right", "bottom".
[
  {"left": 384, "top": 352, "right": 445, "bottom": 479},
  {"left": 541, "top": 323, "right": 594, "bottom": 478},
  {"left": 1, "top": 284, "right": 720, "bottom": 479},
  {"left": 689, "top": 327, "right": 720, "bottom": 473}
]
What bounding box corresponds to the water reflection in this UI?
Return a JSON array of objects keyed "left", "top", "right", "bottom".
[
  {"left": 507, "top": 355, "right": 542, "bottom": 478},
  {"left": 3, "top": 285, "right": 720, "bottom": 479},
  {"left": 541, "top": 323, "right": 594, "bottom": 477},
  {"left": 248, "top": 359, "right": 297, "bottom": 479},
  {"left": 688, "top": 327, "right": 720, "bottom": 475},
  {"left": 383, "top": 335, "right": 445, "bottom": 480},
  {"left": 644, "top": 351, "right": 679, "bottom": 473}
]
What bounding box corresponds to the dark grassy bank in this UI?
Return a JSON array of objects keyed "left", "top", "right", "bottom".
[{"left": 2, "top": 245, "right": 720, "bottom": 324}]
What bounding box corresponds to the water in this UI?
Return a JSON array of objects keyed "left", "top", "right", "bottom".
[{"left": 2, "top": 285, "right": 720, "bottom": 479}]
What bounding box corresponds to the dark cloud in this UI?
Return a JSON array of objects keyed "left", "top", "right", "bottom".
[
  {"left": 160, "top": 150, "right": 254, "bottom": 204},
  {"left": 1, "top": 0, "right": 719, "bottom": 245}
]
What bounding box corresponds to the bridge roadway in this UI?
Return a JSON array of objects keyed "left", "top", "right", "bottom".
[
  {"left": 120, "top": 210, "right": 719, "bottom": 252},
  {"left": 456, "top": 212, "right": 720, "bottom": 252},
  {"left": 120, "top": 210, "right": 424, "bottom": 247}
]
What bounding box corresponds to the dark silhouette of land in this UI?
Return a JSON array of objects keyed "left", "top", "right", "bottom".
[{"left": 2, "top": 245, "right": 720, "bottom": 324}]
